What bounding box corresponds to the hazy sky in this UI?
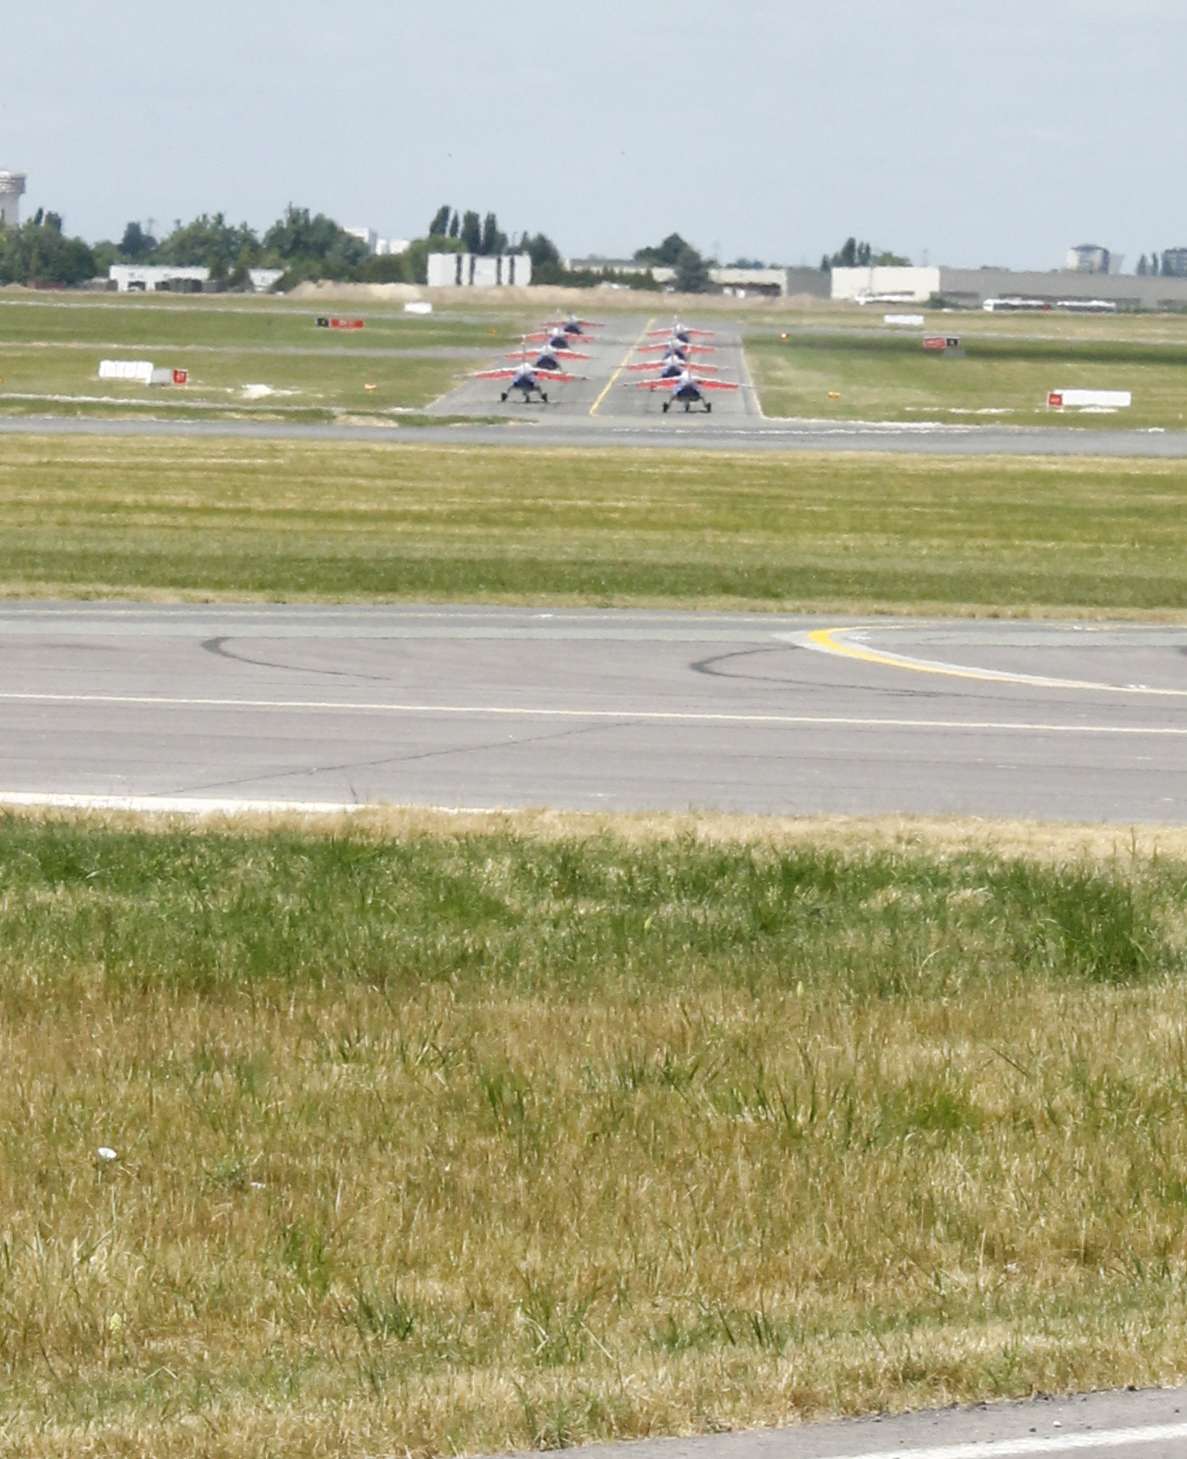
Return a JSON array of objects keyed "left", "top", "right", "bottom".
[{"left": 4, "top": 0, "right": 1183, "bottom": 270}]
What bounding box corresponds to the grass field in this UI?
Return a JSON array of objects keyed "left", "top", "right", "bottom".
[
  {"left": 10, "top": 292, "right": 1187, "bottom": 428},
  {"left": 2, "top": 809, "right": 1187, "bottom": 1458},
  {"left": 747, "top": 324, "right": 1187, "bottom": 429},
  {"left": 0, "top": 296, "right": 523, "bottom": 420},
  {"left": 0, "top": 433, "right": 1185, "bottom": 616}
]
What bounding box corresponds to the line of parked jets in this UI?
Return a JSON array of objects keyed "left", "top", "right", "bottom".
[{"left": 468, "top": 316, "right": 747, "bottom": 414}]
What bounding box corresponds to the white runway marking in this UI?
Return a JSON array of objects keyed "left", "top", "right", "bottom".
[
  {"left": 0, "top": 690, "right": 1182, "bottom": 736},
  {"left": 825, "top": 1419, "right": 1187, "bottom": 1458},
  {"left": 0, "top": 792, "right": 366, "bottom": 815}
]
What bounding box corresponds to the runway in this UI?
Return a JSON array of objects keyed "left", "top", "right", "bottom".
[{"left": 2, "top": 604, "right": 1184, "bottom": 822}]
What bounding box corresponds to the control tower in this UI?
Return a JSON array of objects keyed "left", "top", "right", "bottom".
[{"left": 0, "top": 172, "right": 27, "bottom": 228}]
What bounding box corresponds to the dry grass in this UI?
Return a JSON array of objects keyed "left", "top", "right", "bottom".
[{"left": 3, "top": 810, "right": 1187, "bottom": 1456}]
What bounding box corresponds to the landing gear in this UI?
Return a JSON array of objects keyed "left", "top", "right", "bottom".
[
  {"left": 705, "top": 401, "right": 712, "bottom": 413},
  {"left": 661, "top": 400, "right": 670, "bottom": 413},
  {"left": 540, "top": 392, "right": 549, "bottom": 404},
  {"left": 499, "top": 392, "right": 508, "bottom": 402}
]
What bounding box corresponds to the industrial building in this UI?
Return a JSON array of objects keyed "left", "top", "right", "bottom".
[
  {"left": 565, "top": 259, "right": 829, "bottom": 298},
  {"left": 0, "top": 171, "right": 26, "bottom": 228},
  {"left": 427, "top": 253, "right": 531, "bottom": 287},
  {"left": 109, "top": 265, "right": 211, "bottom": 293},
  {"left": 1065, "top": 243, "right": 1117, "bottom": 273},
  {"left": 831, "top": 263, "right": 1187, "bottom": 311}
]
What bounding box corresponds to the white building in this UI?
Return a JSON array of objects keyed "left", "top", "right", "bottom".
[
  {"left": 427, "top": 253, "right": 531, "bottom": 287},
  {"left": 109, "top": 264, "right": 210, "bottom": 293},
  {"left": 347, "top": 227, "right": 410, "bottom": 257}
]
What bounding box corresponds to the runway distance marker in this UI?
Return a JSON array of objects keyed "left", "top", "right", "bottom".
[
  {"left": 801, "top": 626, "right": 1187, "bottom": 698},
  {"left": 0, "top": 690, "right": 1183, "bottom": 736}
]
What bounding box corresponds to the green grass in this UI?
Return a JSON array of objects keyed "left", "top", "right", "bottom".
[
  {"left": 0, "top": 295, "right": 527, "bottom": 417},
  {"left": 1, "top": 434, "right": 1186, "bottom": 616},
  {"left": 748, "top": 324, "right": 1187, "bottom": 429},
  {"left": 3, "top": 810, "right": 1187, "bottom": 1457}
]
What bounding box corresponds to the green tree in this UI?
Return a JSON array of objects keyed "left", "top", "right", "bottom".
[
  {"left": 156, "top": 212, "right": 260, "bottom": 273},
  {"left": 118, "top": 220, "right": 157, "bottom": 260},
  {"left": 524, "top": 232, "right": 561, "bottom": 268},
  {"left": 674, "top": 246, "right": 712, "bottom": 293},
  {"left": 448, "top": 210, "right": 460, "bottom": 239},
  {"left": 479, "top": 211, "right": 507, "bottom": 255},
  {"left": 0, "top": 213, "right": 95, "bottom": 286},
  {"left": 460, "top": 210, "right": 482, "bottom": 253},
  {"left": 634, "top": 231, "right": 695, "bottom": 267},
  {"left": 428, "top": 204, "right": 452, "bottom": 237}
]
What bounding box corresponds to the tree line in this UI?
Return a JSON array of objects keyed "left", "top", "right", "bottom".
[
  {"left": 1136, "top": 251, "right": 1187, "bottom": 277},
  {"left": 1, "top": 202, "right": 909, "bottom": 292}
]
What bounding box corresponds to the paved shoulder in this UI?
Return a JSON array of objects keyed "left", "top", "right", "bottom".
[{"left": 493, "top": 1387, "right": 1187, "bottom": 1459}]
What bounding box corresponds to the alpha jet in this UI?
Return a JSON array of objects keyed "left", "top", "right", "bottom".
[
  {"left": 523, "top": 328, "right": 600, "bottom": 351},
  {"left": 634, "top": 336, "right": 717, "bottom": 362},
  {"left": 646, "top": 318, "right": 716, "bottom": 345},
  {"left": 505, "top": 343, "right": 590, "bottom": 371},
  {"left": 471, "top": 361, "right": 584, "bottom": 404},
  {"left": 542, "top": 315, "right": 604, "bottom": 337},
  {"left": 635, "top": 368, "right": 741, "bottom": 413},
  {"left": 625, "top": 352, "right": 721, "bottom": 379}
]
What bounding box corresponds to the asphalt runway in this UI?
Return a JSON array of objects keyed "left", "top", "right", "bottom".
[
  {"left": 514, "top": 1384, "right": 1187, "bottom": 1459},
  {"left": 428, "top": 313, "right": 762, "bottom": 425},
  {"left": 5, "top": 409, "right": 1187, "bottom": 458},
  {"left": 2, "top": 604, "right": 1183, "bottom": 822}
]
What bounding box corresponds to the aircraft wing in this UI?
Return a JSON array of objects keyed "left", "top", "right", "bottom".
[
  {"left": 636, "top": 342, "right": 716, "bottom": 354},
  {"left": 625, "top": 360, "right": 721, "bottom": 373},
  {"left": 533, "top": 370, "right": 584, "bottom": 382},
  {"left": 695, "top": 379, "right": 740, "bottom": 390},
  {"left": 471, "top": 368, "right": 522, "bottom": 380}
]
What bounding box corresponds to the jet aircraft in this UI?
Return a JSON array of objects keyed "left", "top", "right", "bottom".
[
  {"left": 635, "top": 368, "right": 741, "bottom": 413},
  {"left": 542, "top": 315, "right": 604, "bottom": 336},
  {"left": 634, "top": 338, "right": 717, "bottom": 360},
  {"left": 647, "top": 319, "right": 715, "bottom": 344},
  {"left": 471, "top": 361, "right": 584, "bottom": 404},
  {"left": 505, "top": 341, "right": 590, "bottom": 370},
  {"left": 523, "top": 328, "right": 599, "bottom": 351},
  {"left": 626, "top": 352, "right": 720, "bottom": 377}
]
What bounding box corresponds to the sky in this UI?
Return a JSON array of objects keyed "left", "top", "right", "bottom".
[{"left": 3, "top": 0, "right": 1184, "bottom": 271}]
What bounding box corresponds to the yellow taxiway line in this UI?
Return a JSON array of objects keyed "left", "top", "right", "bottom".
[
  {"left": 589, "top": 316, "right": 655, "bottom": 416},
  {"left": 804, "top": 626, "right": 1187, "bottom": 697}
]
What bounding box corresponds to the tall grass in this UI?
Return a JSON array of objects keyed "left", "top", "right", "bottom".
[{"left": 3, "top": 812, "right": 1187, "bottom": 1455}]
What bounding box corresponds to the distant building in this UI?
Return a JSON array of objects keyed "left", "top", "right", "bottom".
[
  {"left": 1066, "top": 243, "right": 1111, "bottom": 273},
  {"left": 109, "top": 264, "right": 210, "bottom": 293},
  {"left": 1160, "top": 248, "right": 1187, "bottom": 277},
  {"left": 427, "top": 253, "right": 531, "bottom": 287},
  {"left": 347, "top": 227, "right": 410, "bottom": 257},
  {"left": 247, "top": 268, "right": 285, "bottom": 293},
  {"left": 563, "top": 259, "right": 827, "bottom": 298},
  {"left": 832, "top": 263, "right": 1187, "bottom": 311}
]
